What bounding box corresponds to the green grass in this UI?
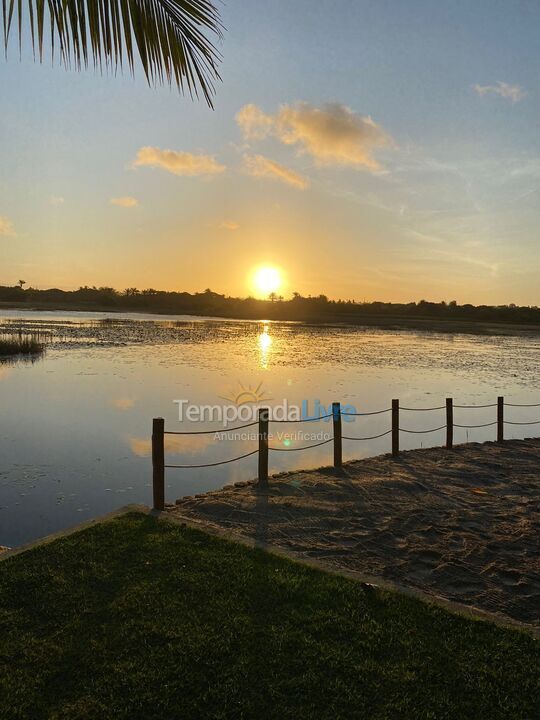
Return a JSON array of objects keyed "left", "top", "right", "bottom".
[
  {"left": 0, "top": 337, "right": 44, "bottom": 356},
  {"left": 0, "top": 513, "right": 538, "bottom": 720}
]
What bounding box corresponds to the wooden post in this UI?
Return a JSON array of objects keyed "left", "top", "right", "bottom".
[
  {"left": 446, "top": 398, "right": 453, "bottom": 449},
  {"left": 152, "top": 417, "right": 165, "bottom": 511},
  {"left": 497, "top": 396, "right": 504, "bottom": 442},
  {"left": 392, "top": 399, "right": 399, "bottom": 457},
  {"left": 258, "top": 407, "right": 269, "bottom": 489},
  {"left": 332, "top": 402, "right": 342, "bottom": 469}
]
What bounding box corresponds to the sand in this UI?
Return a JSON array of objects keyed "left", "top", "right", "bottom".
[{"left": 169, "top": 439, "right": 540, "bottom": 626}]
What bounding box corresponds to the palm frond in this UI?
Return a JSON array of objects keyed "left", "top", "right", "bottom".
[{"left": 2, "top": 0, "right": 223, "bottom": 106}]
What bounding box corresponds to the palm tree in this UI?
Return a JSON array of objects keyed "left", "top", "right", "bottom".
[{"left": 2, "top": 0, "right": 223, "bottom": 106}]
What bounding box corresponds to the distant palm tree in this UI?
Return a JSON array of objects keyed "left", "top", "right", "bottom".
[{"left": 2, "top": 0, "right": 223, "bottom": 106}]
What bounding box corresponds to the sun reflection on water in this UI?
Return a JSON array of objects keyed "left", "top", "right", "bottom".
[{"left": 257, "top": 323, "right": 273, "bottom": 368}]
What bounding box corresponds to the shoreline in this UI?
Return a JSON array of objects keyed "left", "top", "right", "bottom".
[
  {"left": 169, "top": 438, "right": 540, "bottom": 626},
  {"left": 2, "top": 301, "right": 540, "bottom": 336}
]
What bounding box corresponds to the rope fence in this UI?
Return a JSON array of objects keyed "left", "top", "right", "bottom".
[{"left": 151, "top": 396, "right": 540, "bottom": 509}]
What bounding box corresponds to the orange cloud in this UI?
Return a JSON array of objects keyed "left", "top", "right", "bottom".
[
  {"left": 237, "top": 102, "right": 391, "bottom": 171},
  {"left": 243, "top": 154, "right": 309, "bottom": 190},
  {"left": 219, "top": 220, "right": 240, "bottom": 231},
  {"left": 133, "top": 147, "right": 225, "bottom": 176},
  {"left": 110, "top": 197, "right": 138, "bottom": 208},
  {"left": 236, "top": 103, "right": 274, "bottom": 140},
  {"left": 0, "top": 215, "right": 16, "bottom": 237}
]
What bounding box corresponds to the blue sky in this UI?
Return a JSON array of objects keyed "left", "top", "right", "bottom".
[{"left": 0, "top": 0, "right": 539, "bottom": 303}]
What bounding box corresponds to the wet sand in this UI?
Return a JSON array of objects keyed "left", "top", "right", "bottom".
[{"left": 169, "top": 439, "right": 540, "bottom": 626}]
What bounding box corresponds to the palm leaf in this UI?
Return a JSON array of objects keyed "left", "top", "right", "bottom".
[{"left": 2, "top": 0, "right": 223, "bottom": 106}]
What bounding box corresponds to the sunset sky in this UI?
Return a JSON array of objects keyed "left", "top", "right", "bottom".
[{"left": 1, "top": 0, "right": 539, "bottom": 304}]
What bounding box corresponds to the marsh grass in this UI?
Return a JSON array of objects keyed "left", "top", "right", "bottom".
[{"left": 0, "top": 334, "right": 45, "bottom": 357}]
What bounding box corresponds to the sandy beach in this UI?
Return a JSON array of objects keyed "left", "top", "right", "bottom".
[{"left": 170, "top": 439, "right": 540, "bottom": 626}]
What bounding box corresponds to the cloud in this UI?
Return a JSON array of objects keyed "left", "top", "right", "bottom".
[
  {"left": 236, "top": 102, "right": 391, "bottom": 171},
  {"left": 219, "top": 220, "right": 240, "bottom": 231},
  {"left": 0, "top": 215, "right": 15, "bottom": 237},
  {"left": 236, "top": 104, "right": 275, "bottom": 140},
  {"left": 133, "top": 146, "right": 225, "bottom": 176},
  {"left": 49, "top": 196, "right": 65, "bottom": 206},
  {"left": 110, "top": 196, "right": 139, "bottom": 208},
  {"left": 473, "top": 82, "right": 527, "bottom": 103},
  {"left": 243, "top": 154, "right": 310, "bottom": 189}
]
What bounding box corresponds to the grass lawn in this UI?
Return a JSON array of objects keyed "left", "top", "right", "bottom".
[{"left": 0, "top": 512, "right": 538, "bottom": 720}]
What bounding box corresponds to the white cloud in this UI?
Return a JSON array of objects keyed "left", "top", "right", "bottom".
[
  {"left": 243, "top": 154, "right": 310, "bottom": 189},
  {"left": 237, "top": 102, "right": 391, "bottom": 171},
  {"left": 49, "top": 196, "right": 65, "bottom": 206},
  {"left": 110, "top": 196, "right": 139, "bottom": 208},
  {"left": 133, "top": 146, "right": 225, "bottom": 176},
  {"left": 219, "top": 220, "right": 240, "bottom": 230},
  {"left": 474, "top": 82, "right": 527, "bottom": 103},
  {"left": 0, "top": 215, "right": 16, "bottom": 237}
]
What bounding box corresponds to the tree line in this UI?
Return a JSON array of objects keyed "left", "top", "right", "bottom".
[{"left": 1, "top": 284, "right": 539, "bottom": 326}]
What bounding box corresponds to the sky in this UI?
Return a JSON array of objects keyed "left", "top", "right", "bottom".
[{"left": 1, "top": 0, "right": 539, "bottom": 304}]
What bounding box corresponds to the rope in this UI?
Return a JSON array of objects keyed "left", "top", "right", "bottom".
[
  {"left": 454, "top": 403, "right": 497, "bottom": 409},
  {"left": 400, "top": 406, "right": 445, "bottom": 412},
  {"left": 399, "top": 425, "right": 447, "bottom": 434},
  {"left": 504, "top": 402, "right": 540, "bottom": 408},
  {"left": 271, "top": 413, "right": 334, "bottom": 423},
  {"left": 165, "top": 449, "right": 258, "bottom": 469},
  {"left": 269, "top": 437, "right": 334, "bottom": 452},
  {"left": 504, "top": 419, "right": 540, "bottom": 426},
  {"left": 165, "top": 420, "right": 258, "bottom": 436},
  {"left": 454, "top": 421, "right": 497, "bottom": 429},
  {"left": 342, "top": 430, "right": 392, "bottom": 441},
  {"left": 342, "top": 408, "right": 391, "bottom": 417}
]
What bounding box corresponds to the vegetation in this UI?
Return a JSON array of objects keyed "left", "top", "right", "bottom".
[
  {"left": 0, "top": 512, "right": 538, "bottom": 719},
  {"left": 1, "top": 0, "right": 223, "bottom": 106},
  {"left": 1, "top": 283, "right": 540, "bottom": 327},
  {"left": 0, "top": 335, "right": 44, "bottom": 357}
]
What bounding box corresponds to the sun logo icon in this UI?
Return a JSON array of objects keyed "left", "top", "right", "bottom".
[{"left": 219, "top": 381, "right": 272, "bottom": 406}]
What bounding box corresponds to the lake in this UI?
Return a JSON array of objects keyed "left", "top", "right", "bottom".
[{"left": 1, "top": 310, "right": 539, "bottom": 547}]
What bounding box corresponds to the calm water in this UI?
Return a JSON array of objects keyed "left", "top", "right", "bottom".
[{"left": 1, "top": 310, "right": 539, "bottom": 547}]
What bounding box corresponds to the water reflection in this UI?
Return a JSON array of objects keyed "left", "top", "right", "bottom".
[
  {"left": 129, "top": 434, "right": 216, "bottom": 457},
  {"left": 258, "top": 323, "right": 272, "bottom": 368},
  {"left": 112, "top": 397, "right": 136, "bottom": 410},
  {"left": 1, "top": 309, "right": 539, "bottom": 548}
]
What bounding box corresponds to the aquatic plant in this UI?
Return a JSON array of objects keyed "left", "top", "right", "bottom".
[{"left": 0, "top": 336, "right": 44, "bottom": 357}]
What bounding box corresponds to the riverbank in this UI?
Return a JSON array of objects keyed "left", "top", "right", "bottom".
[
  {"left": 2, "top": 301, "right": 540, "bottom": 336},
  {"left": 0, "top": 510, "right": 538, "bottom": 719},
  {"left": 170, "top": 439, "right": 540, "bottom": 626},
  {"left": 0, "top": 302, "right": 540, "bottom": 336}
]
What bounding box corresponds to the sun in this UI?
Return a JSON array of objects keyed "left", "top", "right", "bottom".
[{"left": 251, "top": 265, "right": 283, "bottom": 298}]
